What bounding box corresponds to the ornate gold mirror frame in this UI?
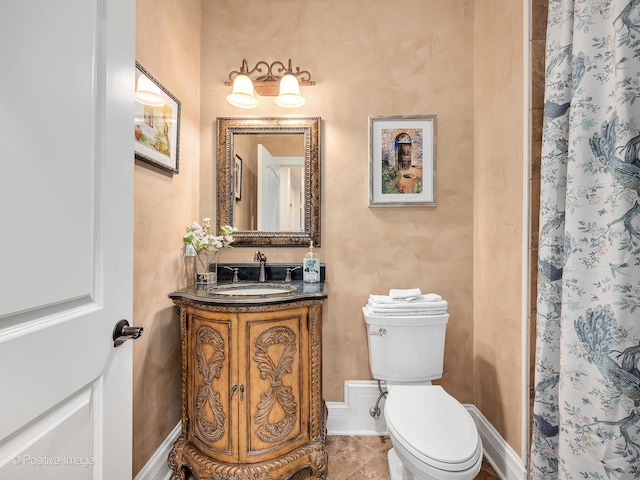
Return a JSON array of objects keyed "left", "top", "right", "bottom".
[{"left": 216, "top": 117, "right": 321, "bottom": 246}]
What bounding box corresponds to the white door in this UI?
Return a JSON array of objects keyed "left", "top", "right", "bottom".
[
  {"left": 278, "top": 161, "right": 304, "bottom": 231},
  {"left": 257, "top": 144, "right": 281, "bottom": 231},
  {"left": 257, "top": 145, "right": 305, "bottom": 231},
  {"left": 0, "top": 1, "right": 135, "bottom": 479}
]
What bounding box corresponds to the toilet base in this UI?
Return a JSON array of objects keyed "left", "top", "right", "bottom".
[
  {"left": 388, "top": 448, "right": 410, "bottom": 480},
  {"left": 387, "top": 446, "right": 482, "bottom": 480}
]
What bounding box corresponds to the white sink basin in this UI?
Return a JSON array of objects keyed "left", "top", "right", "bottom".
[{"left": 208, "top": 283, "right": 296, "bottom": 296}]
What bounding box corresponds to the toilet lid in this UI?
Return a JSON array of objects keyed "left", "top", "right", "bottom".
[{"left": 384, "top": 385, "right": 481, "bottom": 472}]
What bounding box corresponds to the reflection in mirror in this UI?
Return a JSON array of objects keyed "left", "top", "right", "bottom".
[
  {"left": 216, "top": 117, "right": 321, "bottom": 247},
  {"left": 233, "top": 134, "right": 305, "bottom": 232}
]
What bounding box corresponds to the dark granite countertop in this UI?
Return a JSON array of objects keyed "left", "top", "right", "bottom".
[{"left": 168, "top": 263, "right": 327, "bottom": 307}]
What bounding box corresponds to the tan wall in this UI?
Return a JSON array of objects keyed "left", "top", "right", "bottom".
[
  {"left": 473, "top": 0, "right": 526, "bottom": 456},
  {"left": 200, "top": 0, "right": 476, "bottom": 404},
  {"left": 133, "top": 0, "right": 201, "bottom": 475}
]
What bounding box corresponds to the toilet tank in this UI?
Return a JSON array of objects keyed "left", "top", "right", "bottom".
[{"left": 363, "top": 308, "right": 449, "bottom": 382}]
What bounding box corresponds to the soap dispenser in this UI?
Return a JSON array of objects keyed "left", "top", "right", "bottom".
[{"left": 302, "top": 241, "right": 320, "bottom": 283}]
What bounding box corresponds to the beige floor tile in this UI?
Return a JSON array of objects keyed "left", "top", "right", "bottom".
[
  {"left": 351, "top": 435, "right": 392, "bottom": 453},
  {"left": 186, "top": 435, "right": 500, "bottom": 479},
  {"left": 324, "top": 435, "right": 500, "bottom": 480},
  {"left": 324, "top": 435, "right": 379, "bottom": 480},
  {"left": 347, "top": 451, "right": 390, "bottom": 480}
]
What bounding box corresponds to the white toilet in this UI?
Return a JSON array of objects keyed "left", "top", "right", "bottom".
[{"left": 363, "top": 309, "right": 483, "bottom": 480}]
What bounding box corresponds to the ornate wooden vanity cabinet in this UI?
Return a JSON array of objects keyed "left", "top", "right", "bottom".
[{"left": 168, "top": 286, "right": 327, "bottom": 480}]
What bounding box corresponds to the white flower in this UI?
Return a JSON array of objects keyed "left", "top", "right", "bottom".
[{"left": 183, "top": 219, "right": 236, "bottom": 270}]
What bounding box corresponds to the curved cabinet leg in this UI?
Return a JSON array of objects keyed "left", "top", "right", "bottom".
[
  {"left": 167, "top": 442, "right": 187, "bottom": 480},
  {"left": 169, "top": 470, "right": 186, "bottom": 480},
  {"left": 309, "top": 449, "right": 328, "bottom": 479}
]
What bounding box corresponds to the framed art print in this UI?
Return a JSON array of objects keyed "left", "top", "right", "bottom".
[
  {"left": 368, "top": 115, "right": 436, "bottom": 206},
  {"left": 134, "top": 62, "right": 181, "bottom": 174},
  {"left": 234, "top": 154, "right": 242, "bottom": 201}
]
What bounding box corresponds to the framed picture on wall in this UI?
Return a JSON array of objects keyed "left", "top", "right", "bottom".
[
  {"left": 234, "top": 154, "right": 242, "bottom": 201},
  {"left": 134, "top": 61, "right": 181, "bottom": 174},
  {"left": 368, "top": 115, "right": 436, "bottom": 206}
]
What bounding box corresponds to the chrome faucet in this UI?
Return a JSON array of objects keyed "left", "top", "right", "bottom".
[
  {"left": 223, "top": 266, "right": 240, "bottom": 283},
  {"left": 254, "top": 251, "right": 267, "bottom": 282},
  {"left": 284, "top": 266, "right": 301, "bottom": 283}
]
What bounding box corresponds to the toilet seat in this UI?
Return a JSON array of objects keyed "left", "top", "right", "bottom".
[{"left": 384, "top": 385, "right": 482, "bottom": 472}]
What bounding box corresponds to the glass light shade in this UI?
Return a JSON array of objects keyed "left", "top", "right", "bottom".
[
  {"left": 226, "top": 74, "right": 258, "bottom": 108},
  {"left": 135, "top": 75, "right": 164, "bottom": 106},
  {"left": 274, "top": 73, "right": 305, "bottom": 108}
]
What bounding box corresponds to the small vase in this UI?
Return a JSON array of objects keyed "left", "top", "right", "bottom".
[
  {"left": 195, "top": 252, "right": 218, "bottom": 286},
  {"left": 398, "top": 173, "right": 417, "bottom": 193}
]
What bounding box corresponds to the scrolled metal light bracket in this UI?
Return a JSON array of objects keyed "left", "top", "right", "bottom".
[{"left": 224, "top": 59, "right": 315, "bottom": 96}]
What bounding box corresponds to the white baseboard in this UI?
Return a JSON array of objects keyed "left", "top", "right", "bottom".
[
  {"left": 467, "top": 405, "right": 527, "bottom": 480},
  {"left": 326, "top": 380, "right": 388, "bottom": 435},
  {"left": 137, "top": 381, "right": 527, "bottom": 480},
  {"left": 134, "top": 422, "right": 180, "bottom": 480}
]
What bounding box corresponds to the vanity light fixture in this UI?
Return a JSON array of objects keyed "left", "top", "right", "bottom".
[
  {"left": 135, "top": 74, "right": 164, "bottom": 106},
  {"left": 225, "top": 59, "right": 315, "bottom": 108}
]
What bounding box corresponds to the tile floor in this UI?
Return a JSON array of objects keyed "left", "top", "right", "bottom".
[
  {"left": 291, "top": 435, "right": 500, "bottom": 480},
  {"left": 184, "top": 435, "right": 500, "bottom": 479}
]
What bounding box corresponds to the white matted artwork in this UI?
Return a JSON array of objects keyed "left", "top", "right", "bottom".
[
  {"left": 134, "top": 62, "right": 181, "bottom": 174},
  {"left": 369, "top": 115, "right": 436, "bottom": 206},
  {"left": 234, "top": 154, "right": 242, "bottom": 201}
]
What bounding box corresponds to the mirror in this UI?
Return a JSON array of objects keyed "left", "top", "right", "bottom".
[{"left": 216, "top": 117, "right": 321, "bottom": 246}]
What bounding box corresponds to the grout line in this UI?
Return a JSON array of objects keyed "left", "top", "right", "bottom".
[{"left": 345, "top": 450, "right": 388, "bottom": 480}]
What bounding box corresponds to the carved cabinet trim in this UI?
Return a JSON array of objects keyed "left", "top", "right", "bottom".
[{"left": 169, "top": 298, "right": 326, "bottom": 480}]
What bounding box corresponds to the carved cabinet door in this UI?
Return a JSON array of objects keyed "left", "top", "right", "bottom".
[
  {"left": 238, "top": 307, "right": 310, "bottom": 463},
  {"left": 187, "top": 310, "right": 238, "bottom": 464}
]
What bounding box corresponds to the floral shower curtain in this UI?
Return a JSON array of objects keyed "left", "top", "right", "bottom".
[{"left": 530, "top": 0, "right": 640, "bottom": 478}]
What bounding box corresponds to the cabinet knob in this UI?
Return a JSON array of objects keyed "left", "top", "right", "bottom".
[{"left": 229, "top": 384, "right": 245, "bottom": 401}]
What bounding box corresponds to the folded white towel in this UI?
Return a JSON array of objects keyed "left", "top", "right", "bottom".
[
  {"left": 367, "top": 298, "right": 448, "bottom": 311},
  {"left": 369, "top": 294, "right": 443, "bottom": 305},
  {"left": 422, "top": 293, "right": 443, "bottom": 302},
  {"left": 389, "top": 288, "right": 423, "bottom": 301},
  {"left": 368, "top": 310, "right": 448, "bottom": 316},
  {"left": 369, "top": 295, "right": 404, "bottom": 304},
  {"left": 363, "top": 305, "right": 448, "bottom": 316}
]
